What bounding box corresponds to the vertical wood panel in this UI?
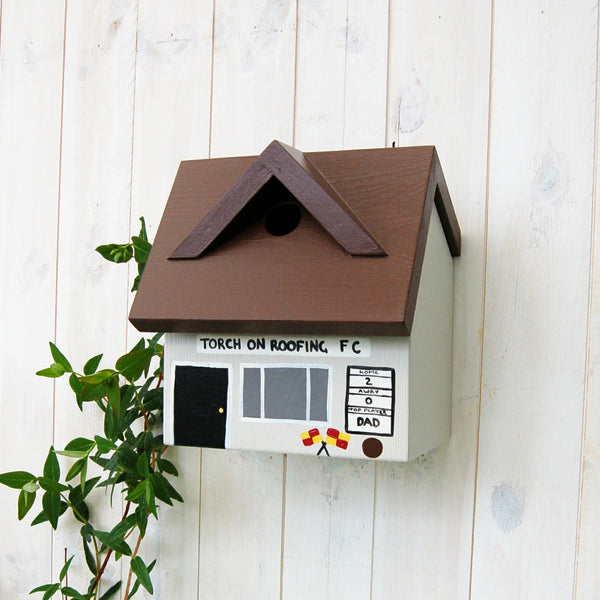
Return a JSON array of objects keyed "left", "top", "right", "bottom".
[
  {"left": 198, "top": 2, "right": 296, "bottom": 598},
  {"left": 0, "top": 2, "right": 65, "bottom": 597},
  {"left": 210, "top": 0, "right": 296, "bottom": 158},
  {"left": 472, "top": 1, "right": 597, "bottom": 597},
  {"left": 54, "top": 0, "right": 138, "bottom": 593},
  {"left": 129, "top": 2, "right": 214, "bottom": 597},
  {"left": 572, "top": 8, "right": 599, "bottom": 599},
  {"left": 372, "top": 0, "right": 491, "bottom": 597},
  {"left": 282, "top": 2, "right": 388, "bottom": 598}
]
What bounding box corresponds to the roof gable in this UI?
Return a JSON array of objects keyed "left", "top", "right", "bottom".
[
  {"left": 169, "top": 140, "right": 386, "bottom": 258},
  {"left": 130, "top": 143, "right": 460, "bottom": 336}
]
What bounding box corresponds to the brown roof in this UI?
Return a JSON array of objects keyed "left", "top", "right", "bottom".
[{"left": 129, "top": 142, "right": 460, "bottom": 336}]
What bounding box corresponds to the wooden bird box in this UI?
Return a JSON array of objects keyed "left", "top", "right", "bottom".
[{"left": 129, "top": 141, "right": 460, "bottom": 461}]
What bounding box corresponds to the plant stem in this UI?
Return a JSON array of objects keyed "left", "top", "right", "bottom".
[
  {"left": 123, "top": 531, "right": 144, "bottom": 600},
  {"left": 88, "top": 501, "right": 132, "bottom": 597}
]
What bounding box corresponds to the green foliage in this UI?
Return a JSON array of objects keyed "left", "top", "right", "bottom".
[
  {"left": 0, "top": 219, "right": 180, "bottom": 600},
  {"left": 95, "top": 217, "right": 150, "bottom": 291}
]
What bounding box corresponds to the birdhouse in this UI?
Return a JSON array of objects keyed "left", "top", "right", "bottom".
[{"left": 129, "top": 141, "right": 460, "bottom": 461}]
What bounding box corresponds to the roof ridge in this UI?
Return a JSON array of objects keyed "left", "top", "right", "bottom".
[{"left": 169, "top": 140, "right": 386, "bottom": 259}]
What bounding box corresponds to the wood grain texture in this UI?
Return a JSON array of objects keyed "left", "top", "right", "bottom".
[
  {"left": 53, "top": 0, "right": 138, "bottom": 592},
  {"left": 128, "top": 2, "right": 214, "bottom": 597},
  {"left": 282, "top": 1, "right": 389, "bottom": 597},
  {"left": 210, "top": 0, "right": 296, "bottom": 159},
  {"left": 2, "top": 2, "right": 600, "bottom": 598},
  {"left": 570, "top": 8, "right": 599, "bottom": 598},
  {"left": 195, "top": 1, "right": 295, "bottom": 598},
  {"left": 471, "top": 1, "right": 597, "bottom": 597},
  {"left": 0, "top": 2, "right": 65, "bottom": 597},
  {"left": 575, "top": 109, "right": 600, "bottom": 596},
  {"left": 130, "top": 146, "right": 460, "bottom": 337},
  {"left": 373, "top": 0, "right": 492, "bottom": 597},
  {"left": 282, "top": 457, "right": 375, "bottom": 599},
  {"left": 169, "top": 140, "right": 387, "bottom": 258}
]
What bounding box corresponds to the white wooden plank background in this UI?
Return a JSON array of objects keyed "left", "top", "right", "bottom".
[
  {"left": 197, "top": 2, "right": 295, "bottom": 598},
  {"left": 129, "top": 2, "right": 214, "bottom": 597},
  {"left": 471, "top": 1, "right": 597, "bottom": 598},
  {"left": 0, "top": 2, "right": 64, "bottom": 598},
  {"left": 0, "top": 1, "right": 599, "bottom": 599},
  {"left": 371, "top": 1, "right": 491, "bottom": 597},
  {"left": 283, "top": 2, "right": 388, "bottom": 598}
]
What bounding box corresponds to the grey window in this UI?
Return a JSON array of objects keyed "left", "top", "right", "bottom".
[{"left": 242, "top": 366, "right": 329, "bottom": 422}]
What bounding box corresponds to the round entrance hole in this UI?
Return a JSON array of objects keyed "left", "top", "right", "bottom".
[
  {"left": 362, "top": 438, "right": 383, "bottom": 459},
  {"left": 265, "top": 202, "right": 302, "bottom": 236}
]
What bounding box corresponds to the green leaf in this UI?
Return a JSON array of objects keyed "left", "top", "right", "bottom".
[
  {"left": 60, "top": 586, "right": 87, "bottom": 599},
  {"left": 42, "top": 491, "right": 61, "bottom": 530},
  {"left": 145, "top": 482, "right": 157, "bottom": 519},
  {"left": 83, "top": 538, "right": 97, "bottom": 575},
  {"left": 135, "top": 498, "right": 148, "bottom": 537},
  {"left": 80, "top": 382, "right": 109, "bottom": 404},
  {"left": 56, "top": 437, "right": 95, "bottom": 459},
  {"left": 136, "top": 452, "right": 150, "bottom": 478},
  {"left": 138, "top": 216, "right": 148, "bottom": 242},
  {"left": 131, "top": 556, "right": 153, "bottom": 594},
  {"left": 131, "top": 338, "right": 146, "bottom": 352},
  {"left": 98, "top": 581, "right": 121, "bottom": 600},
  {"left": 105, "top": 377, "right": 122, "bottom": 417},
  {"left": 96, "top": 243, "right": 133, "bottom": 264},
  {"left": 116, "top": 348, "right": 155, "bottom": 382},
  {"left": 94, "top": 436, "right": 116, "bottom": 454},
  {"left": 30, "top": 582, "right": 60, "bottom": 599},
  {"left": 18, "top": 489, "right": 36, "bottom": 520},
  {"left": 108, "top": 514, "right": 136, "bottom": 542},
  {"left": 79, "top": 460, "right": 88, "bottom": 495},
  {"left": 142, "top": 387, "right": 163, "bottom": 412},
  {"left": 54, "top": 450, "right": 89, "bottom": 459},
  {"left": 131, "top": 273, "right": 142, "bottom": 292},
  {"left": 36, "top": 365, "right": 65, "bottom": 378},
  {"left": 103, "top": 407, "right": 117, "bottom": 441},
  {"left": 30, "top": 583, "right": 59, "bottom": 593},
  {"left": 65, "top": 458, "right": 86, "bottom": 482},
  {"left": 115, "top": 445, "right": 137, "bottom": 471},
  {"left": 30, "top": 501, "right": 68, "bottom": 526},
  {"left": 0, "top": 470, "right": 36, "bottom": 489},
  {"left": 132, "top": 235, "right": 152, "bottom": 264},
  {"left": 93, "top": 529, "right": 132, "bottom": 556},
  {"left": 80, "top": 522, "right": 93, "bottom": 541},
  {"left": 49, "top": 342, "right": 73, "bottom": 372},
  {"left": 157, "top": 458, "right": 178, "bottom": 477},
  {"left": 69, "top": 374, "right": 84, "bottom": 411},
  {"left": 37, "top": 478, "right": 69, "bottom": 493},
  {"left": 43, "top": 447, "right": 60, "bottom": 481},
  {"left": 161, "top": 475, "right": 183, "bottom": 503},
  {"left": 59, "top": 555, "right": 74, "bottom": 582},
  {"left": 126, "top": 480, "right": 147, "bottom": 502},
  {"left": 149, "top": 473, "right": 172, "bottom": 506},
  {"left": 83, "top": 353, "right": 103, "bottom": 375},
  {"left": 65, "top": 437, "right": 95, "bottom": 453},
  {"left": 82, "top": 476, "right": 101, "bottom": 499},
  {"left": 23, "top": 481, "right": 40, "bottom": 493},
  {"left": 79, "top": 370, "right": 117, "bottom": 385}
]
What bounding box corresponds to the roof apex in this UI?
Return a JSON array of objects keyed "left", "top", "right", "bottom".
[{"left": 169, "top": 140, "right": 386, "bottom": 259}]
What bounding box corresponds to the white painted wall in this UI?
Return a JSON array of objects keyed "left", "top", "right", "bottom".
[{"left": 0, "top": 1, "right": 597, "bottom": 598}]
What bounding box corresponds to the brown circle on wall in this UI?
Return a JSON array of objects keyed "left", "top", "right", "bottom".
[{"left": 362, "top": 438, "right": 383, "bottom": 459}]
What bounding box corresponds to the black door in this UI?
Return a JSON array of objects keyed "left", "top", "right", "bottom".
[{"left": 173, "top": 365, "right": 228, "bottom": 448}]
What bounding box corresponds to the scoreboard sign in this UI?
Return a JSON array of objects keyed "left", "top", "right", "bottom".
[{"left": 345, "top": 366, "right": 395, "bottom": 437}]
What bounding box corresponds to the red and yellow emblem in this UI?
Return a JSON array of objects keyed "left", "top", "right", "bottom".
[
  {"left": 301, "top": 428, "right": 323, "bottom": 447},
  {"left": 301, "top": 427, "right": 350, "bottom": 455},
  {"left": 326, "top": 428, "right": 351, "bottom": 450}
]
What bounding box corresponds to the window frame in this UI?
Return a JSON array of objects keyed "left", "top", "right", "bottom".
[{"left": 239, "top": 363, "right": 332, "bottom": 424}]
